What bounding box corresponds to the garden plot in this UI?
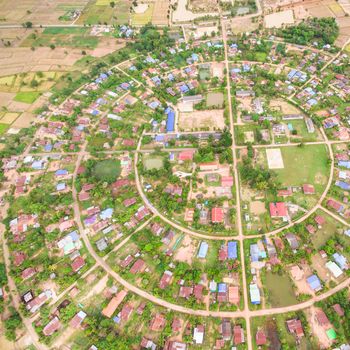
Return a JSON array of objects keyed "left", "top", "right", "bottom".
[
  {"left": 266, "top": 148, "right": 284, "bottom": 169},
  {"left": 178, "top": 110, "right": 225, "bottom": 131}
]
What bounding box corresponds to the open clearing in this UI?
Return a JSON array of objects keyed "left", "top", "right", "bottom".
[
  {"left": 131, "top": 4, "right": 154, "bottom": 25},
  {"left": 266, "top": 148, "right": 284, "bottom": 169},
  {"left": 143, "top": 156, "right": 164, "bottom": 170},
  {"left": 207, "top": 92, "right": 224, "bottom": 108},
  {"left": 264, "top": 9, "right": 295, "bottom": 28},
  {"left": 272, "top": 145, "right": 329, "bottom": 188},
  {"left": 178, "top": 110, "right": 225, "bottom": 131}
]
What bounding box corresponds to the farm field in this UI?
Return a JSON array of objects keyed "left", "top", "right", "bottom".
[
  {"left": 131, "top": 4, "right": 154, "bottom": 26},
  {"left": 77, "top": 0, "right": 130, "bottom": 25},
  {"left": 14, "top": 91, "right": 41, "bottom": 104},
  {"left": 0, "top": 0, "right": 89, "bottom": 24},
  {"left": 21, "top": 27, "right": 99, "bottom": 49}
]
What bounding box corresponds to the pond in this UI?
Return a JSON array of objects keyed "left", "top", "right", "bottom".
[{"left": 265, "top": 271, "right": 298, "bottom": 307}]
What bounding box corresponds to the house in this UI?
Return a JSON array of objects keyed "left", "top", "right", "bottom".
[
  {"left": 306, "top": 274, "right": 322, "bottom": 292},
  {"left": 212, "top": 207, "right": 224, "bottom": 223},
  {"left": 228, "top": 286, "right": 240, "bottom": 305},
  {"left": 193, "top": 325, "right": 204, "bottom": 344},
  {"left": 159, "top": 270, "right": 173, "bottom": 289},
  {"left": 327, "top": 199, "right": 344, "bottom": 213},
  {"left": 70, "top": 311, "right": 87, "bottom": 328},
  {"left": 184, "top": 208, "right": 195, "bottom": 222},
  {"left": 315, "top": 215, "right": 326, "bottom": 226},
  {"left": 228, "top": 241, "right": 238, "bottom": 259},
  {"left": 199, "top": 162, "right": 218, "bottom": 171},
  {"left": 172, "top": 318, "right": 182, "bottom": 332},
  {"left": 326, "top": 261, "right": 343, "bottom": 278},
  {"left": 269, "top": 202, "right": 288, "bottom": 220},
  {"left": 333, "top": 253, "right": 348, "bottom": 270},
  {"left": 43, "top": 317, "right": 61, "bottom": 336},
  {"left": 179, "top": 286, "right": 193, "bottom": 299},
  {"left": 102, "top": 290, "right": 127, "bottom": 318},
  {"left": 130, "top": 259, "right": 145, "bottom": 274},
  {"left": 150, "top": 313, "right": 166, "bottom": 331},
  {"left": 249, "top": 284, "right": 261, "bottom": 304},
  {"left": 217, "top": 283, "right": 228, "bottom": 303},
  {"left": 197, "top": 241, "right": 208, "bottom": 258},
  {"left": 233, "top": 325, "right": 245, "bottom": 345},
  {"left": 71, "top": 256, "right": 85, "bottom": 272},
  {"left": 26, "top": 290, "right": 52, "bottom": 313},
  {"left": 120, "top": 303, "right": 133, "bottom": 322},
  {"left": 21, "top": 267, "right": 36, "bottom": 280},
  {"left": 220, "top": 319, "right": 232, "bottom": 341},
  {"left": 303, "top": 184, "right": 315, "bottom": 195},
  {"left": 278, "top": 188, "right": 292, "bottom": 197},
  {"left": 290, "top": 265, "right": 304, "bottom": 281},
  {"left": 193, "top": 284, "right": 203, "bottom": 302},
  {"left": 140, "top": 337, "right": 157, "bottom": 350},
  {"left": 316, "top": 309, "right": 330, "bottom": 328},
  {"left": 164, "top": 341, "right": 187, "bottom": 350},
  {"left": 178, "top": 150, "right": 194, "bottom": 161},
  {"left": 332, "top": 304, "right": 344, "bottom": 317},
  {"left": 285, "top": 233, "right": 299, "bottom": 250},
  {"left": 286, "top": 319, "right": 304, "bottom": 338},
  {"left": 256, "top": 329, "right": 267, "bottom": 346}
]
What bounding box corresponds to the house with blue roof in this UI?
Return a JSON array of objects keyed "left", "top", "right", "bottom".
[
  {"left": 56, "top": 183, "right": 66, "bottom": 191},
  {"left": 32, "top": 160, "right": 45, "bottom": 170},
  {"left": 180, "top": 85, "right": 189, "bottom": 93},
  {"left": 333, "top": 253, "right": 348, "bottom": 270},
  {"left": 197, "top": 241, "right": 208, "bottom": 258},
  {"left": 191, "top": 53, "right": 199, "bottom": 62},
  {"left": 44, "top": 144, "right": 53, "bottom": 152},
  {"left": 218, "top": 283, "right": 227, "bottom": 293},
  {"left": 55, "top": 169, "right": 68, "bottom": 176},
  {"left": 335, "top": 181, "right": 350, "bottom": 191},
  {"left": 227, "top": 241, "right": 237, "bottom": 259},
  {"left": 338, "top": 161, "right": 350, "bottom": 169},
  {"left": 100, "top": 208, "right": 114, "bottom": 220},
  {"left": 166, "top": 108, "right": 175, "bottom": 132},
  {"left": 307, "top": 274, "right": 322, "bottom": 291}
]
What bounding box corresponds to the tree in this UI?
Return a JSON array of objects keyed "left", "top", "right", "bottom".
[
  {"left": 110, "top": 1, "right": 115, "bottom": 7},
  {"left": 22, "top": 21, "right": 33, "bottom": 28}
]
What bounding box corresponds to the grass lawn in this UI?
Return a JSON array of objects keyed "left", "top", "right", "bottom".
[
  {"left": 92, "top": 159, "right": 121, "bottom": 183},
  {"left": 271, "top": 144, "right": 329, "bottom": 189},
  {"left": 289, "top": 119, "right": 320, "bottom": 142},
  {"left": 264, "top": 271, "right": 298, "bottom": 307},
  {"left": 0, "top": 123, "right": 9, "bottom": 135},
  {"left": 14, "top": 91, "right": 41, "bottom": 104},
  {"left": 143, "top": 156, "right": 164, "bottom": 170}
]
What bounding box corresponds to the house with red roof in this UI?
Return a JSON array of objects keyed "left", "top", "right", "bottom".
[
  {"left": 269, "top": 202, "right": 288, "bottom": 220},
  {"left": 327, "top": 199, "right": 344, "bottom": 213},
  {"left": 71, "top": 256, "right": 85, "bottom": 272},
  {"left": 120, "top": 303, "right": 133, "bottom": 322},
  {"left": 256, "top": 329, "right": 267, "bottom": 346},
  {"left": 303, "top": 184, "right": 315, "bottom": 195},
  {"left": 43, "top": 317, "right": 61, "bottom": 336},
  {"left": 179, "top": 286, "right": 193, "bottom": 299},
  {"left": 286, "top": 319, "right": 304, "bottom": 338},
  {"left": 278, "top": 188, "right": 292, "bottom": 197},
  {"left": 159, "top": 271, "right": 172, "bottom": 289},
  {"left": 315, "top": 215, "right": 326, "bottom": 226},
  {"left": 130, "top": 259, "right": 145, "bottom": 274},
  {"left": 150, "top": 313, "right": 166, "bottom": 331},
  {"left": 233, "top": 325, "right": 245, "bottom": 345},
  {"left": 178, "top": 150, "right": 194, "bottom": 161},
  {"left": 212, "top": 207, "right": 224, "bottom": 223}
]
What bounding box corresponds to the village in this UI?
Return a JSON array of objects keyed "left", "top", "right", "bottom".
[{"left": 0, "top": 1, "right": 348, "bottom": 350}]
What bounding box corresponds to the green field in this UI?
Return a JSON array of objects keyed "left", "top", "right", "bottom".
[
  {"left": 21, "top": 27, "right": 98, "bottom": 49},
  {"left": 14, "top": 91, "right": 41, "bottom": 104},
  {"left": 143, "top": 156, "right": 164, "bottom": 170},
  {"left": 92, "top": 159, "right": 121, "bottom": 183},
  {"left": 264, "top": 271, "right": 298, "bottom": 307},
  {"left": 0, "top": 123, "right": 9, "bottom": 135},
  {"left": 270, "top": 145, "right": 329, "bottom": 189},
  {"left": 78, "top": 0, "right": 130, "bottom": 25}
]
